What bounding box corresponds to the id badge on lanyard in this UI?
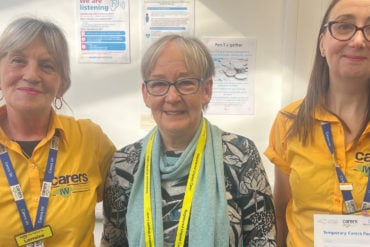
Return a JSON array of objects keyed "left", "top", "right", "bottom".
[
  {"left": 321, "top": 122, "right": 370, "bottom": 214},
  {"left": 0, "top": 131, "right": 60, "bottom": 246}
]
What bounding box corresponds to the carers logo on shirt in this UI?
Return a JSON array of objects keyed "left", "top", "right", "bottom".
[
  {"left": 354, "top": 152, "right": 370, "bottom": 175},
  {"left": 51, "top": 173, "right": 90, "bottom": 198}
]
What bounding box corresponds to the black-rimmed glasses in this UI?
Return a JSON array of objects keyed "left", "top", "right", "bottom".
[
  {"left": 144, "top": 78, "right": 202, "bottom": 96},
  {"left": 323, "top": 21, "right": 370, "bottom": 42}
]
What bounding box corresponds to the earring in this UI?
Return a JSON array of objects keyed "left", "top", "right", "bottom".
[
  {"left": 320, "top": 50, "right": 325, "bottom": 57},
  {"left": 54, "top": 97, "right": 63, "bottom": 110}
]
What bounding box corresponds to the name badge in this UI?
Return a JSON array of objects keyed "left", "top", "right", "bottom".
[
  {"left": 314, "top": 214, "right": 370, "bottom": 246},
  {"left": 15, "top": 225, "right": 53, "bottom": 246}
]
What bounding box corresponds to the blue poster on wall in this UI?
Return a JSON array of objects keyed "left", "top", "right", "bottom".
[{"left": 77, "top": 0, "right": 130, "bottom": 63}]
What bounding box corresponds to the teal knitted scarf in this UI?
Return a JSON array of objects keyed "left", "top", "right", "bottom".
[{"left": 126, "top": 118, "right": 229, "bottom": 246}]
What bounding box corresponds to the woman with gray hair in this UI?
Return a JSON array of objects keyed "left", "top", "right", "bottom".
[
  {"left": 0, "top": 17, "right": 115, "bottom": 246},
  {"left": 102, "top": 34, "right": 276, "bottom": 246}
]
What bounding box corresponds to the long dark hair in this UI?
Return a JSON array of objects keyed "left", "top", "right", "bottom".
[{"left": 286, "top": 0, "right": 370, "bottom": 145}]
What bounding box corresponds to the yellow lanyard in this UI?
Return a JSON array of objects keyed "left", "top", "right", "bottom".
[{"left": 144, "top": 120, "right": 207, "bottom": 247}]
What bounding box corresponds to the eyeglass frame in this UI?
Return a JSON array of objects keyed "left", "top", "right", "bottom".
[
  {"left": 144, "top": 77, "right": 203, "bottom": 96},
  {"left": 323, "top": 21, "right": 370, "bottom": 42}
]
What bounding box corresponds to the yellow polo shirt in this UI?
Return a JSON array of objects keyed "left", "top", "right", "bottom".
[
  {"left": 0, "top": 107, "right": 115, "bottom": 247},
  {"left": 265, "top": 99, "right": 370, "bottom": 247}
]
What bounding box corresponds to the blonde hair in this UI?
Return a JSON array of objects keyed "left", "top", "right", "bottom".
[{"left": 0, "top": 17, "right": 71, "bottom": 95}]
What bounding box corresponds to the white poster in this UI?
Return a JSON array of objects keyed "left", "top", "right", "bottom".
[
  {"left": 314, "top": 214, "right": 370, "bottom": 247},
  {"left": 142, "top": 0, "right": 194, "bottom": 49},
  {"left": 77, "top": 0, "right": 130, "bottom": 63},
  {"left": 203, "top": 37, "right": 257, "bottom": 115}
]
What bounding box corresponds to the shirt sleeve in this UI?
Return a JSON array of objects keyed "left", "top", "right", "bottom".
[
  {"left": 242, "top": 140, "right": 276, "bottom": 246},
  {"left": 102, "top": 160, "right": 128, "bottom": 245},
  {"left": 264, "top": 111, "right": 291, "bottom": 175},
  {"left": 101, "top": 143, "right": 141, "bottom": 247},
  {"left": 79, "top": 119, "right": 116, "bottom": 202},
  {"left": 223, "top": 133, "right": 276, "bottom": 246}
]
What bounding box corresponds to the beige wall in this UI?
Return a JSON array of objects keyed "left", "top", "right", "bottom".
[
  {"left": 0, "top": 0, "right": 333, "bottom": 244},
  {"left": 281, "top": 0, "right": 332, "bottom": 106},
  {"left": 0, "top": 0, "right": 330, "bottom": 187}
]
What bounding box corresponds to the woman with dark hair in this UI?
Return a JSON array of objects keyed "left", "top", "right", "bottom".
[{"left": 265, "top": 0, "right": 370, "bottom": 246}]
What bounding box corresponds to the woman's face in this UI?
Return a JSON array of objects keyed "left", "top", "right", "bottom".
[
  {"left": 0, "top": 37, "right": 62, "bottom": 116},
  {"left": 142, "top": 41, "right": 212, "bottom": 140},
  {"left": 320, "top": 0, "right": 370, "bottom": 83}
]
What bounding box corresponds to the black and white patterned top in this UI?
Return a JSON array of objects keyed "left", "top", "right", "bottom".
[{"left": 101, "top": 131, "right": 276, "bottom": 247}]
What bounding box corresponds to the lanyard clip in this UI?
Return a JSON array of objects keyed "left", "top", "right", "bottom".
[{"left": 339, "top": 183, "right": 353, "bottom": 191}]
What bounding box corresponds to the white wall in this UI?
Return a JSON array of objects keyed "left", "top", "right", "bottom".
[
  {"left": 0, "top": 0, "right": 334, "bottom": 194},
  {"left": 0, "top": 0, "right": 333, "bottom": 244},
  {"left": 281, "top": 0, "right": 332, "bottom": 107},
  {"left": 0, "top": 0, "right": 289, "bottom": 185}
]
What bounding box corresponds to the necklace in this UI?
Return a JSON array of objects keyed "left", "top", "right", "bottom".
[
  {"left": 21, "top": 150, "right": 31, "bottom": 160},
  {"left": 15, "top": 140, "right": 40, "bottom": 159}
]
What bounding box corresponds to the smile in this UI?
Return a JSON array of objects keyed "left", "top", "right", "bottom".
[
  {"left": 19, "top": 87, "right": 42, "bottom": 95},
  {"left": 164, "top": 111, "right": 185, "bottom": 115}
]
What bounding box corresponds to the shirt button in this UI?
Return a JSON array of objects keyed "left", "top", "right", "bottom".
[{"left": 31, "top": 163, "right": 36, "bottom": 169}]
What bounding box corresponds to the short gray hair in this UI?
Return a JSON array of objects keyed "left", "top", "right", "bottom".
[
  {"left": 141, "top": 34, "right": 214, "bottom": 80},
  {"left": 0, "top": 17, "right": 71, "bottom": 94}
]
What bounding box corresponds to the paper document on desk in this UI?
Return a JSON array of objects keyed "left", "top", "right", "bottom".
[{"left": 314, "top": 214, "right": 370, "bottom": 246}]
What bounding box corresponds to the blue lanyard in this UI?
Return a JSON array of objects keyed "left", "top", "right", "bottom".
[
  {"left": 321, "top": 122, "right": 370, "bottom": 213},
  {"left": 0, "top": 131, "right": 60, "bottom": 232}
]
